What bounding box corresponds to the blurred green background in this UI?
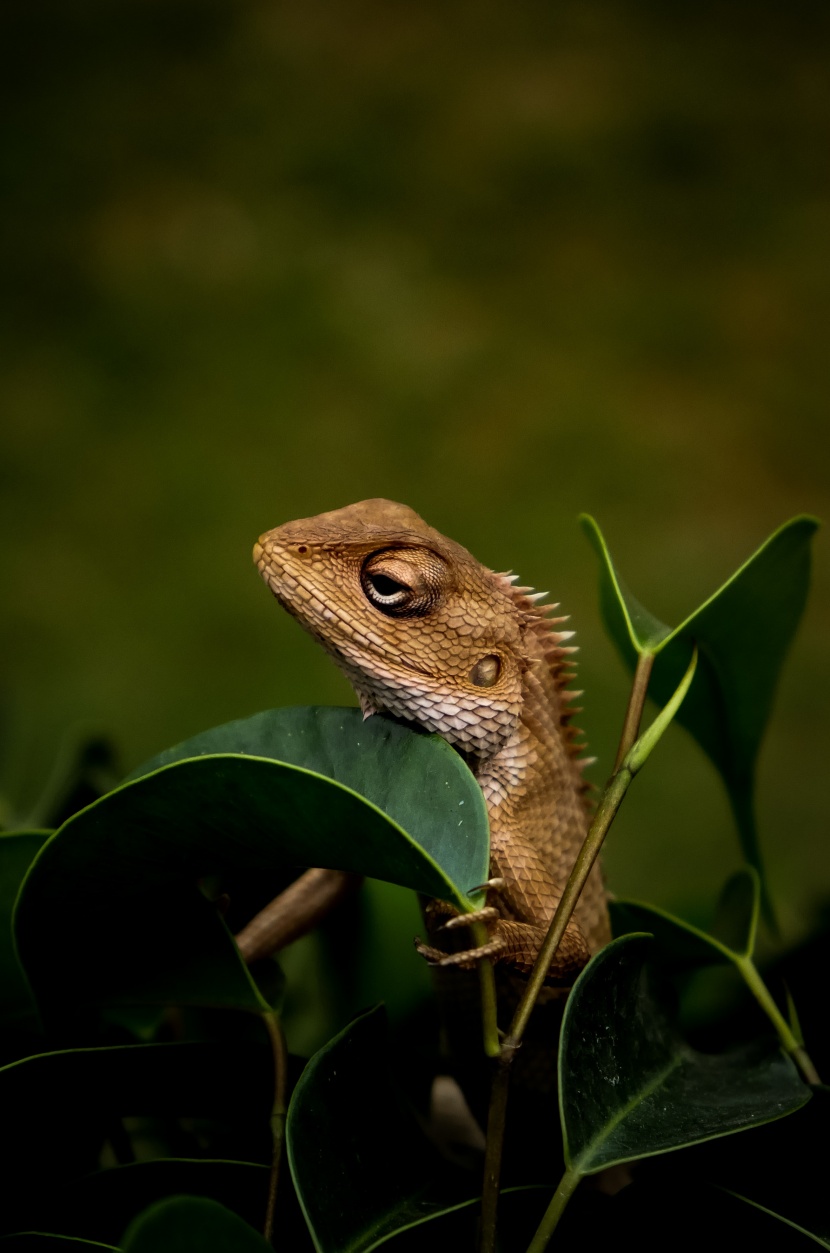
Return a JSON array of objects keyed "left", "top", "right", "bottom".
[{"left": 1, "top": 0, "right": 828, "bottom": 938}]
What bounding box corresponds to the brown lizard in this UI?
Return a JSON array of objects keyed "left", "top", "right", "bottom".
[{"left": 248, "top": 499, "right": 610, "bottom": 987}]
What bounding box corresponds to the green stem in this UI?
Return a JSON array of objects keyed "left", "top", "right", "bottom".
[
  {"left": 525, "top": 1165, "right": 583, "bottom": 1253},
  {"left": 477, "top": 647, "right": 699, "bottom": 1253},
  {"left": 613, "top": 651, "right": 654, "bottom": 771},
  {"left": 736, "top": 956, "right": 821, "bottom": 1085},
  {"left": 262, "top": 1011, "right": 288, "bottom": 1245},
  {"left": 472, "top": 919, "right": 501, "bottom": 1059}
]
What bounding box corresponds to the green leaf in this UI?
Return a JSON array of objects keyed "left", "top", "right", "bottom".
[
  {"left": 559, "top": 934, "right": 810, "bottom": 1175},
  {"left": 580, "top": 516, "right": 673, "bottom": 655},
  {"left": 287, "top": 1005, "right": 478, "bottom": 1253},
  {"left": 611, "top": 868, "right": 760, "bottom": 966},
  {"left": 0, "top": 831, "right": 50, "bottom": 1026},
  {"left": 0, "top": 1041, "right": 278, "bottom": 1236},
  {"left": 672, "top": 1086, "right": 830, "bottom": 1247},
  {"left": 582, "top": 515, "right": 819, "bottom": 907},
  {"left": 64, "top": 1160, "right": 270, "bottom": 1248},
  {"left": 15, "top": 710, "right": 489, "bottom": 1017},
  {"left": 121, "top": 1197, "right": 272, "bottom": 1252},
  {"left": 0, "top": 1238, "right": 118, "bottom": 1250}
]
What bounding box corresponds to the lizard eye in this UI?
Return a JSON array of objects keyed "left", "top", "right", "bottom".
[
  {"left": 470, "top": 655, "right": 501, "bottom": 687},
  {"left": 361, "top": 549, "right": 445, "bottom": 617}
]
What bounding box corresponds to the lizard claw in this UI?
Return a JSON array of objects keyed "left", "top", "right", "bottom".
[
  {"left": 439, "top": 906, "right": 500, "bottom": 932},
  {"left": 467, "top": 877, "right": 506, "bottom": 896},
  {"left": 433, "top": 936, "right": 507, "bottom": 968}
]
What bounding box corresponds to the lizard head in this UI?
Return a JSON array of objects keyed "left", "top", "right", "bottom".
[{"left": 253, "top": 499, "right": 532, "bottom": 759}]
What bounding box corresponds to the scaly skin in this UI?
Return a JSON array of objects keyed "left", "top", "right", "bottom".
[{"left": 253, "top": 499, "right": 611, "bottom": 985}]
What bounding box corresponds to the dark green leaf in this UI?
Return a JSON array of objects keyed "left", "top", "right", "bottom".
[
  {"left": 128, "top": 706, "right": 489, "bottom": 904},
  {"left": 0, "top": 1238, "right": 118, "bottom": 1250},
  {"left": 0, "top": 832, "right": 49, "bottom": 1025},
  {"left": 699, "top": 1086, "right": 830, "bottom": 1246},
  {"left": 559, "top": 935, "right": 810, "bottom": 1174},
  {"left": 64, "top": 1160, "right": 270, "bottom": 1247},
  {"left": 15, "top": 710, "right": 488, "bottom": 1016},
  {"left": 611, "top": 869, "right": 760, "bottom": 966},
  {"left": 580, "top": 516, "right": 673, "bottom": 655},
  {"left": 121, "top": 1197, "right": 272, "bottom": 1252},
  {"left": 610, "top": 1179, "right": 827, "bottom": 1252},
  {"left": 582, "top": 515, "right": 818, "bottom": 907},
  {"left": 26, "top": 731, "right": 119, "bottom": 829},
  {"left": 287, "top": 1005, "right": 478, "bottom": 1253}
]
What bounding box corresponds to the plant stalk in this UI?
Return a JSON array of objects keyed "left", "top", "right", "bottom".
[
  {"left": 477, "top": 647, "right": 698, "bottom": 1253},
  {"left": 613, "top": 651, "right": 654, "bottom": 771},
  {"left": 473, "top": 919, "right": 501, "bottom": 1059},
  {"left": 736, "top": 956, "right": 821, "bottom": 1085},
  {"left": 262, "top": 1011, "right": 289, "bottom": 1245},
  {"left": 525, "top": 1165, "right": 583, "bottom": 1253}
]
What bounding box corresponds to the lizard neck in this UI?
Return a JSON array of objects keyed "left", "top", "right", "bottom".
[{"left": 476, "top": 601, "right": 609, "bottom": 949}]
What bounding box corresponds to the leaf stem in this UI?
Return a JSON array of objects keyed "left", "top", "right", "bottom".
[
  {"left": 472, "top": 919, "right": 501, "bottom": 1059},
  {"left": 477, "top": 648, "right": 698, "bottom": 1253},
  {"left": 735, "top": 956, "right": 821, "bottom": 1085},
  {"left": 525, "top": 1165, "right": 582, "bottom": 1253},
  {"left": 262, "top": 1011, "right": 288, "bottom": 1245},
  {"left": 613, "top": 651, "right": 654, "bottom": 771}
]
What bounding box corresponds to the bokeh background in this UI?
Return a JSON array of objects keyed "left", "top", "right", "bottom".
[{"left": 2, "top": 0, "right": 828, "bottom": 940}]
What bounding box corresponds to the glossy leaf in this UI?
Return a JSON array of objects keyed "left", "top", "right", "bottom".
[
  {"left": 0, "top": 832, "right": 49, "bottom": 1024},
  {"left": 121, "top": 1197, "right": 272, "bottom": 1252},
  {"left": 582, "top": 515, "right": 818, "bottom": 904},
  {"left": 559, "top": 935, "right": 810, "bottom": 1174},
  {"left": 15, "top": 710, "right": 488, "bottom": 1016},
  {"left": 287, "top": 1005, "right": 478, "bottom": 1253}
]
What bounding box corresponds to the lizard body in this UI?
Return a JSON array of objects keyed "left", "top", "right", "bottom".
[{"left": 253, "top": 499, "right": 610, "bottom": 984}]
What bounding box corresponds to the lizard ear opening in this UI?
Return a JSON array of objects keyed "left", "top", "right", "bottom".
[
  {"left": 360, "top": 548, "right": 445, "bottom": 617},
  {"left": 470, "top": 655, "right": 501, "bottom": 687}
]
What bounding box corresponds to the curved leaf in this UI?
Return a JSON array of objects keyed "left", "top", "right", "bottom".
[
  {"left": 582, "top": 515, "right": 818, "bottom": 909},
  {"left": 64, "top": 1160, "right": 270, "bottom": 1247},
  {"left": 15, "top": 710, "right": 488, "bottom": 1016},
  {"left": 287, "top": 1005, "right": 478, "bottom": 1253},
  {"left": 0, "top": 1238, "right": 117, "bottom": 1250},
  {"left": 121, "top": 1196, "right": 271, "bottom": 1252},
  {"left": 611, "top": 868, "right": 760, "bottom": 967},
  {"left": 0, "top": 832, "right": 49, "bottom": 1024},
  {"left": 559, "top": 935, "right": 809, "bottom": 1174}
]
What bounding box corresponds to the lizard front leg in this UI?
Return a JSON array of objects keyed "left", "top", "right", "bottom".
[{"left": 415, "top": 837, "right": 592, "bottom": 985}]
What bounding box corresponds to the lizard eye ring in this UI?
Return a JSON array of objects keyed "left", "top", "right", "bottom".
[{"left": 361, "top": 548, "right": 445, "bottom": 617}]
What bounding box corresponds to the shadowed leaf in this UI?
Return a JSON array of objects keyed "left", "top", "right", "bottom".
[
  {"left": 287, "top": 1005, "right": 478, "bottom": 1253},
  {"left": 559, "top": 935, "right": 809, "bottom": 1175},
  {"left": 121, "top": 1196, "right": 272, "bottom": 1252}
]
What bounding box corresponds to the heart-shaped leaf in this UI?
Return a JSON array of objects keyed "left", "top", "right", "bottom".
[
  {"left": 287, "top": 1005, "right": 479, "bottom": 1253},
  {"left": 559, "top": 934, "right": 809, "bottom": 1175},
  {"left": 582, "top": 515, "right": 818, "bottom": 912},
  {"left": 14, "top": 710, "right": 489, "bottom": 1017},
  {"left": 121, "top": 1196, "right": 272, "bottom": 1252}
]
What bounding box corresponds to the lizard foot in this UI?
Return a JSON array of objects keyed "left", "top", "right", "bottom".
[
  {"left": 439, "top": 906, "right": 500, "bottom": 932},
  {"left": 414, "top": 933, "right": 506, "bottom": 969}
]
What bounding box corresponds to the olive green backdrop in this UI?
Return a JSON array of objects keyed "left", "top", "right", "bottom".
[{"left": 1, "top": 0, "right": 827, "bottom": 937}]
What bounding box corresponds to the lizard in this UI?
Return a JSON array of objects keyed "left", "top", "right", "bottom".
[{"left": 247, "top": 498, "right": 611, "bottom": 990}]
